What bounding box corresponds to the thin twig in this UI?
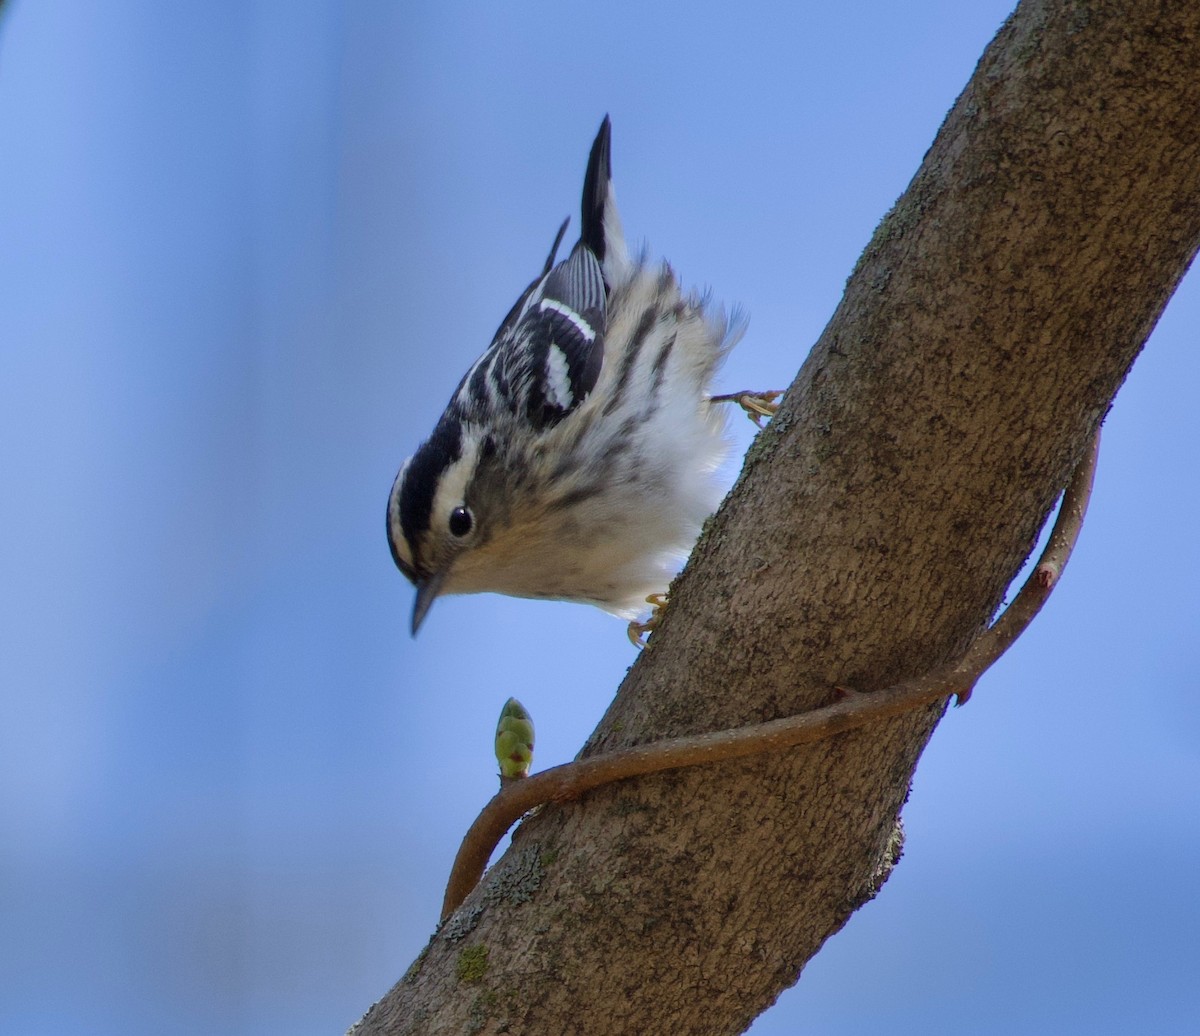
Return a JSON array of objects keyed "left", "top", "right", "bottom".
[{"left": 440, "top": 428, "right": 1101, "bottom": 921}]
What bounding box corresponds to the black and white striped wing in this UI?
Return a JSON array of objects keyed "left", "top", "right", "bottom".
[{"left": 458, "top": 241, "right": 606, "bottom": 429}]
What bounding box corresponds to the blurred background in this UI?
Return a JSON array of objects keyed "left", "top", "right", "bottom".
[{"left": 1, "top": 2, "right": 1197, "bottom": 1033}]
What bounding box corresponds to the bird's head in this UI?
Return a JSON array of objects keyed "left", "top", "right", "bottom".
[{"left": 387, "top": 419, "right": 506, "bottom": 634}]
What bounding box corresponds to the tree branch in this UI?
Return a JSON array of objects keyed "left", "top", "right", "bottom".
[{"left": 355, "top": 3, "right": 1200, "bottom": 1031}]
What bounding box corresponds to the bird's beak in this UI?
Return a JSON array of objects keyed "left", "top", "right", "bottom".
[{"left": 411, "top": 570, "right": 448, "bottom": 636}]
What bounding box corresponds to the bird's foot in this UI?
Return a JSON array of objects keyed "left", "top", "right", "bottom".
[
  {"left": 627, "top": 592, "right": 670, "bottom": 649},
  {"left": 710, "top": 390, "right": 783, "bottom": 427}
]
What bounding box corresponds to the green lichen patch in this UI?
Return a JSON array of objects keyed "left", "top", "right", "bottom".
[{"left": 456, "top": 944, "right": 489, "bottom": 984}]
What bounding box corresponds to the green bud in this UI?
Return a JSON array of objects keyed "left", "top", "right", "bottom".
[{"left": 495, "top": 697, "right": 535, "bottom": 780}]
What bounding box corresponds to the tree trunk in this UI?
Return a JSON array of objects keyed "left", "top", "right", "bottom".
[{"left": 353, "top": 2, "right": 1200, "bottom": 1032}]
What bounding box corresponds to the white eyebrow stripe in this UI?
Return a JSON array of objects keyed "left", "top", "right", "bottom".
[{"left": 539, "top": 298, "right": 595, "bottom": 342}]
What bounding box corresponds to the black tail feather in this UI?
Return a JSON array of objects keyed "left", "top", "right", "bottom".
[
  {"left": 542, "top": 217, "right": 570, "bottom": 276},
  {"left": 580, "top": 115, "right": 612, "bottom": 265}
]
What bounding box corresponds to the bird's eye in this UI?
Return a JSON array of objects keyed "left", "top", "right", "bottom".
[{"left": 448, "top": 506, "right": 473, "bottom": 537}]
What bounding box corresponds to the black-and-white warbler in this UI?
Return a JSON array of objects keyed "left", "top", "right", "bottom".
[{"left": 388, "top": 117, "right": 756, "bottom": 634}]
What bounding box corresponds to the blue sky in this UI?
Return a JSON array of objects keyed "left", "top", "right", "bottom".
[{"left": 1, "top": 3, "right": 1197, "bottom": 1034}]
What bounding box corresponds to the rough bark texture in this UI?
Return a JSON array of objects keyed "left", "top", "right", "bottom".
[{"left": 355, "top": 2, "right": 1200, "bottom": 1032}]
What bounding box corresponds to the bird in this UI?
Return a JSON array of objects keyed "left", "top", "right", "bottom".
[{"left": 387, "top": 116, "right": 769, "bottom": 636}]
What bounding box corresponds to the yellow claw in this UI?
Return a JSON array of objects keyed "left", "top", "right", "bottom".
[
  {"left": 627, "top": 592, "right": 670, "bottom": 648},
  {"left": 710, "top": 390, "right": 783, "bottom": 427}
]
